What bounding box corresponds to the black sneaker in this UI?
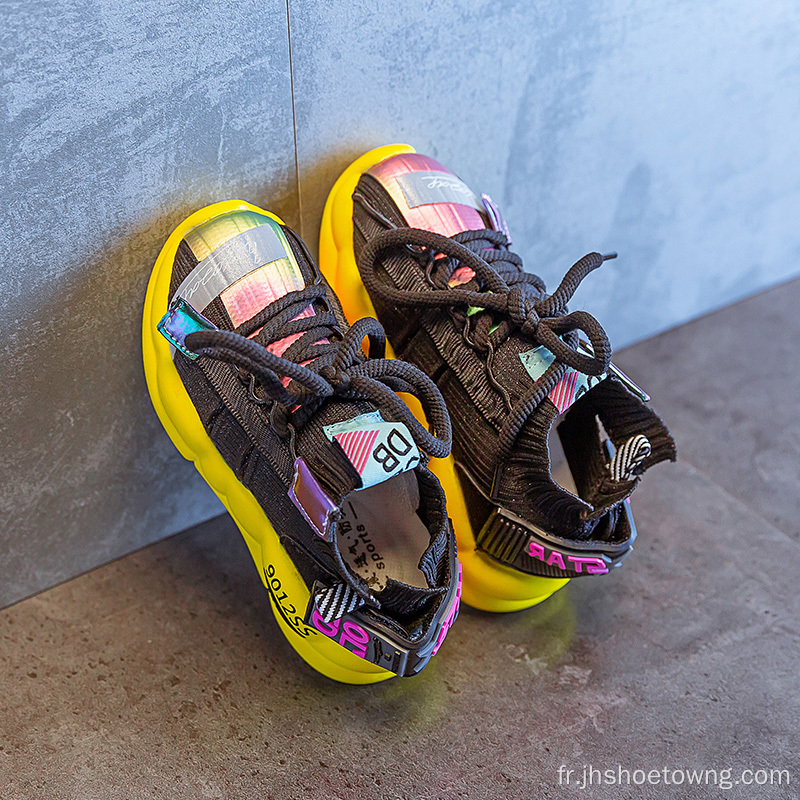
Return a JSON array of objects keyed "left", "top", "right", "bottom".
[
  {"left": 143, "top": 200, "right": 461, "bottom": 683},
  {"left": 319, "top": 145, "right": 676, "bottom": 612}
]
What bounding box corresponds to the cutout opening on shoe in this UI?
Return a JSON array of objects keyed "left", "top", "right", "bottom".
[
  {"left": 337, "top": 471, "right": 431, "bottom": 591},
  {"left": 548, "top": 420, "right": 578, "bottom": 497}
]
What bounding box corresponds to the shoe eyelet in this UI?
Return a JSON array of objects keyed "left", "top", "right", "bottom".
[{"left": 247, "top": 375, "right": 270, "bottom": 405}]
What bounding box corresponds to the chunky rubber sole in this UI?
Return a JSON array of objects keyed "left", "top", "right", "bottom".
[
  {"left": 319, "top": 145, "right": 569, "bottom": 612},
  {"left": 142, "top": 200, "right": 394, "bottom": 683}
]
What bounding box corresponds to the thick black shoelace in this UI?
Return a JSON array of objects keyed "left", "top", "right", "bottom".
[
  {"left": 183, "top": 281, "right": 452, "bottom": 459},
  {"left": 358, "top": 226, "right": 614, "bottom": 458}
]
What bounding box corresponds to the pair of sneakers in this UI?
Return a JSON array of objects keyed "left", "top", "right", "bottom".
[{"left": 143, "top": 144, "right": 676, "bottom": 684}]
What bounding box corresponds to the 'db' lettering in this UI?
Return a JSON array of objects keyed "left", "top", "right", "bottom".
[
  {"left": 373, "top": 444, "right": 399, "bottom": 473},
  {"left": 386, "top": 428, "right": 412, "bottom": 456},
  {"left": 373, "top": 427, "right": 415, "bottom": 473}
]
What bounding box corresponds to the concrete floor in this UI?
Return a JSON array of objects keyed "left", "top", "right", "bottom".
[{"left": 3, "top": 279, "right": 800, "bottom": 800}]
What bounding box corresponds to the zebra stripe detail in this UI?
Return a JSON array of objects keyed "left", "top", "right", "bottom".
[
  {"left": 313, "top": 582, "right": 364, "bottom": 623},
  {"left": 609, "top": 434, "right": 652, "bottom": 482}
]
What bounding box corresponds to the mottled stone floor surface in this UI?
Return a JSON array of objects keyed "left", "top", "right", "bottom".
[{"left": 3, "top": 279, "right": 800, "bottom": 800}]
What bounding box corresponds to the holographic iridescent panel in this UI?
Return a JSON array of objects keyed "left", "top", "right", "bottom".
[
  {"left": 181, "top": 210, "right": 316, "bottom": 363},
  {"left": 366, "top": 153, "right": 488, "bottom": 238},
  {"left": 184, "top": 212, "right": 305, "bottom": 329}
]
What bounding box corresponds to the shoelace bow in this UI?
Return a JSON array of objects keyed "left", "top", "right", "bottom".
[
  {"left": 184, "top": 281, "right": 452, "bottom": 459},
  {"left": 358, "top": 226, "right": 615, "bottom": 458}
]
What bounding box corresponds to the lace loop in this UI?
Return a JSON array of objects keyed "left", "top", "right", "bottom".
[{"left": 358, "top": 226, "right": 615, "bottom": 455}]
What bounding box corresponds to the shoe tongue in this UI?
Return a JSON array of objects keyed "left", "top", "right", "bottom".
[{"left": 296, "top": 403, "right": 423, "bottom": 504}]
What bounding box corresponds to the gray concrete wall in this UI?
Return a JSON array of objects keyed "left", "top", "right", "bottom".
[
  {"left": 1, "top": 0, "right": 298, "bottom": 607},
  {"left": 291, "top": 0, "right": 800, "bottom": 345},
  {"left": 2, "top": 0, "right": 799, "bottom": 607}
]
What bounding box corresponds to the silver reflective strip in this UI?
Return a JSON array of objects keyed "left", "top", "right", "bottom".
[
  {"left": 395, "top": 170, "right": 483, "bottom": 211},
  {"left": 174, "top": 223, "right": 288, "bottom": 311}
]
